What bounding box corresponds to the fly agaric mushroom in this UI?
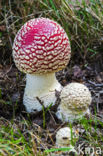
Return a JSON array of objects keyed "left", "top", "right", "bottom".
[
  {"left": 55, "top": 127, "right": 77, "bottom": 155},
  {"left": 12, "top": 18, "right": 71, "bottom": 113},
  {"left": 56, "top": 127, "right": 72, "bottom": 147},
  {"left": 56, "top": 82, "right": 92, "bottom": 122}
]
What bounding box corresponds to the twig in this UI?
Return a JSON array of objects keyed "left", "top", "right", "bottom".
[
  {"left": 88, "top": 80, "right": 103, "bottom": 87},
  {"left": 36, "top": 96, "right": 45, "bottom": 107},
  {"left": 4, "top": 13, "right": 12, "bottom": 47}
]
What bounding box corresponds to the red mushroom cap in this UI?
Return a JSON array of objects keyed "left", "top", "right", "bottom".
[{"left": 13, "top": 18, "right": 71, "bottom": 74}]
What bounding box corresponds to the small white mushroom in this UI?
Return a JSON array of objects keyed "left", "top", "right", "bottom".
[
  {"left": 55, "top": 127, "right": 77, "bottom": 155},
  {"left": 56, "top": 127, "right": 72, "bottom": 147},
  {"left": 56, "top": 82, "right": 92, "bottom": 122}
]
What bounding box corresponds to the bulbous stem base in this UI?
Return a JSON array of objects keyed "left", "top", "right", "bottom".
[
  {"left": 23, "top": 73, "right": 62, "bottom": 113},
  {"left": 56, "top": 105, "right": 90, "bottom": 123}
]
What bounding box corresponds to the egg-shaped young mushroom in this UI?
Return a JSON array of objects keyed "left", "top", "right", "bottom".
[
  {"left": 56, "top": 127, "right": 72, "bottom": 147},
  {"left": 55, "top": 127, "right": 77, "bottom": 155},
  {"left": 12, "top": 18, "right": 71, "bottom": 113},
  {"left": 56, "top": 82, "right": 92, "bottom": 122}
]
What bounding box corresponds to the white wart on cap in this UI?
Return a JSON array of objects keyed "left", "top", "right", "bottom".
[
  {"left": 56, "top": 82, "right": 92, "bottom": 122},
  {"left": 12, "top": 18, "right": 71, "bottom": 113}
]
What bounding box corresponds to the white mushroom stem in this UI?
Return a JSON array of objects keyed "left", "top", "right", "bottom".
[{"left": 23, "top": 73, "right": 62, "bottom": 113}]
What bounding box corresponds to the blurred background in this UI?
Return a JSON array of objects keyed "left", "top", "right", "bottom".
[{"left": 0, "top": 0, "right": 103, "bottom": 68}]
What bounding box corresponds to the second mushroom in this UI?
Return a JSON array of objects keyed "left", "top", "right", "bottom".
[{"left": 56, "top": 82, "right": 92, "bottom": 122}]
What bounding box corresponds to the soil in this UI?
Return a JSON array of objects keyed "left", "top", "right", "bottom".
[{"left": 0, "top": 61, "right": 103, "bottom": 155}]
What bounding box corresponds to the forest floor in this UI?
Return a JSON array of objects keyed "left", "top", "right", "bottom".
[{"left": 0, "top": 61, "right": 103, "bottom": 155}]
